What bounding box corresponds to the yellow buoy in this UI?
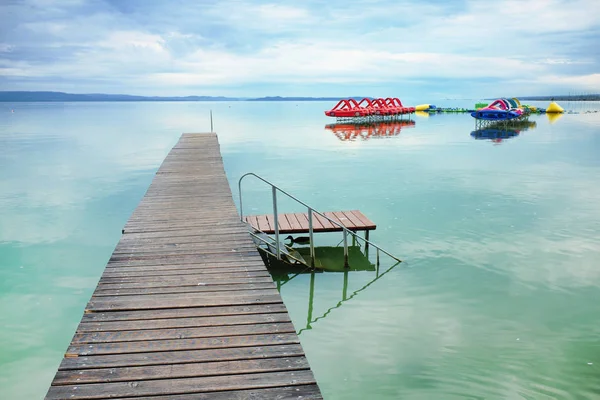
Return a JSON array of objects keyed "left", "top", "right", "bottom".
[
  {"left": 546, "top": 101, "right": 564, "bottom": 113},
  {"left": 415, "top": 104, "right": 430, "bottom": 111}
]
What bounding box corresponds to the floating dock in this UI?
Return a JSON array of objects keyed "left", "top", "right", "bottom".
[
  {"left": 45, "top": 133, "right": 322, "bottom": 400},
  {"left": 244, "top": 210, "right": 376, "bottom": 234},
  {"left": 324, "top": 97, "right": 415, "bottom": 123}
]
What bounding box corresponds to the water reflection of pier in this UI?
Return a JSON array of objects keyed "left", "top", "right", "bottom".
[
  {"left": 326, "top": 120, "right": 416, "bottom": 141},
  {"left": 264, "top": 246, "right": 401, "bottom": 334}
]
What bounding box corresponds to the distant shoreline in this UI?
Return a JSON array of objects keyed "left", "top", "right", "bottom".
[
  {"left": 516, "top": 95, "right": 600, "bottom": 101},
  {"left": 2, "top": 91, "right": 599, "bottom": 102},
  {"left": 0, "top": 91, "right": 361, "bottom": 102}
]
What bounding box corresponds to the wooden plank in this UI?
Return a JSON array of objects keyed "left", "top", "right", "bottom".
[
  {"left": 256, "top": 214, "right": 271, "bottom": 232},
  {"left": 313, "top": 212, "right": 336, "bottom": 230},
  {"left": 120, "top": 385, "right": 322, "bottom": 400},
  {"left": 332, "top": 211, "right": 355, "bottom": 228},
  {"left": 340, "top": 210, "right": 367, "bottom": 229},
  {"left": 66, "top": 333, "right": 300, "bottom": 356},
  {"left": 349, "top": 209, "right": 377, "bottom": 230},
  {"left": 294, "top": 213, "right": 310, "bottom": 231},
  {"left": 87, "top": 288, "right": 280, "bottom": 304},
  {"left": 105, "top": 260, "right": 268, "bottom": 269},
  {"left": 96, "top": 277, "right": 274, "bottom": 290},
  {"left": 116, "top": 233, "right": 253, "bottom": 247},
  {"left": 285, "top": 214, "right": 303, "bottom": 232},
  {"left": 277, "top": 214, "right": 291, "bottom": 231},
  {"left": 81, "top": 304, "right": 289, "bottom": 323},
  {"left": 98, "top": 270, "right": 271, "bottom": 283},
  {"left": 106, "top": 385, "right": 322, "bottom": 400},
  {"left": 78, "top": 312, "right": 291, "bottom": 332},
  {"left": 265, "top": 214, "right": 278, "bottom": 232},
  {"left": 325, "top": 211, "right": 350, "bottom": 228},
  {"left": 93, "top": 282, "right": 277, "bottom": 297},
  {"left": 44, "top": 133, "right": 321, "bottom": 399},
  {"left": 246, "top": 215, "right": 259, "bottom": 231},
  {"left": 59, "top": 344, "right": 306, "bottom": 370},
  {"left": 72, "top": 322, "right": 296, "bottom": 344},
  {"left": 101, "top": 265, "right": 268, "bottom": 277},
  {"left": 107, "top": 254, "right": 263, "bottom": 266},
  {"left": 90, "top": 289, "right": 279, "bottom": 303},
  {"left": 53, "top": 356, "right": 310, "bottom": 385},
  {"left": 46, "top": 370, "right": 317, "bottom": 399},
  {"left": 85, "top": 292, "right": 284, "bottom": 312}
]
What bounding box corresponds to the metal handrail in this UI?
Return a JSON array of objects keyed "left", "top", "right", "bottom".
[{"left": 238, "top": 173, "right": 401, "bottom": 266}]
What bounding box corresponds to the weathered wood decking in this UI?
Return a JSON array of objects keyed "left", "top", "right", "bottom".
[
  {"left": 245, "top": 210, "right": 376, "bottom": 234},
  {"left": 45, "top": 133, "right": 322, "bottom": 399}
]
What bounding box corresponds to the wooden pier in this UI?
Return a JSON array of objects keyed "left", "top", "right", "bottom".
[
  {"left": 244, "top": 210, "right": 376, "bottom": 235},
  {"left": 45, "top": 133, "right": 322, "bottom": 399}
]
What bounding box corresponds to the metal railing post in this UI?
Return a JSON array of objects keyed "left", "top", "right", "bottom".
[
  {"left": 343, "top": 229, "right": 349, "bottom": 268},
  {"left": 238, "top": 179, "right": 244, "bottom": 222},
  {"left": 308, "top": 208, "right": 315, "bottom": 266},
  {"left": 272, "top": 186, "right": 280, "bottom": 260}
]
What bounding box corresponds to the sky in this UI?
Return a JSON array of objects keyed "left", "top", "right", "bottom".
[{"left": 0, "top": 0, "right": 599, "bottom": 98}]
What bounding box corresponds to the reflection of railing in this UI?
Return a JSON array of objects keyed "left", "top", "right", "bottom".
[
  {"left": 325, "top": 120, "right": 416, "bottom": 141},
  {"left": 267, "top": 259, "right": 402, "bottom": 335},
  {"left": 238, "top": 173, "right": 401, "bottom": 268}
]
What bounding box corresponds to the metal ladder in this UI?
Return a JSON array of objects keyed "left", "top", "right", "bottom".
[{"left": 238, "top": 173, "right": 401, "bottom": 268}]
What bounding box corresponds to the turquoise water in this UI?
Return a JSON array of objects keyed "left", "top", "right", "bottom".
[{"left": 1, "top": 101, "right": 600, "bottom": 399}]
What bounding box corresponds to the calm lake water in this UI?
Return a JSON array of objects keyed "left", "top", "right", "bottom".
[{"left": 1, "top": 100, "right": 599, "bottom": 399}]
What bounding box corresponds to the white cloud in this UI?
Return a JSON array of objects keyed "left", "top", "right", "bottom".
[
  {"left": 2, "top": 0, "right": 599, "bottom": 95},
  {"left": 98, "top": 31, "right": 167, "bottom": 53},
  {"left": 206, "top": 2, "right": 313, "bottom": 33},
  {"left": 540, "top": 73, "right": 600, "bottom": 91}
]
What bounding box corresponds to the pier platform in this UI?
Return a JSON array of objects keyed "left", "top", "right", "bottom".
[
  {"left": 45, "top": 133, "right": 322, "bottom": 399},
  {"left": 244, "top": 210, "right": 376, "bottom": 235}
]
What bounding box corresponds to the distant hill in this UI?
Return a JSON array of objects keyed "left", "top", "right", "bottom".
[
  {"left": 247, "top": 96, "right": 354, "bottom": 101},
  {"left": 0, "top": 91, "right": 355, "bottom": 102},
  {"left": 0, "top": 91, "right": 239, "bottom": 102},
  {"left": 517, "top": 94, "right": 600, "bottom": 101}
]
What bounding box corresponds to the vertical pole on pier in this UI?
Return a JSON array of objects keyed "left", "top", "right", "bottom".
[
  {"left": 308, "top": 208, "right": 315, "bottom": 267},
  {"left": 343, "top": 229, "right": 349, "bottom": 268},
  {"left": 272, "top": 187, "right": 280, "bottom": 260},
  {"left": 210, "top": 110, "right": 213, "bottom": 132}
]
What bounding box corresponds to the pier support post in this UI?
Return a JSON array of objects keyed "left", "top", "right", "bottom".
[
  {"left": 272, "top": 187, "right": 280, "bottom": 260},
  {"left": 308, "top": 208, "right": 315, "bottom": 267},
  {"left": 343, "top": 229, "right": 349, "bottom": 268}
]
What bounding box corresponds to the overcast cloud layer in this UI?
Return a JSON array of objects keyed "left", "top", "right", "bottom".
[{"left": 1, "top": 0, "right": 599, "bottom": 97}]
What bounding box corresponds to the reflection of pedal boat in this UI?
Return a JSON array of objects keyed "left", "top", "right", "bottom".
[
  {"left": 471, "top": 109, "right": 521, "bottom": 120},
  {"left": 471, "top": 129, "right": 520, "bottom": 140}
]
